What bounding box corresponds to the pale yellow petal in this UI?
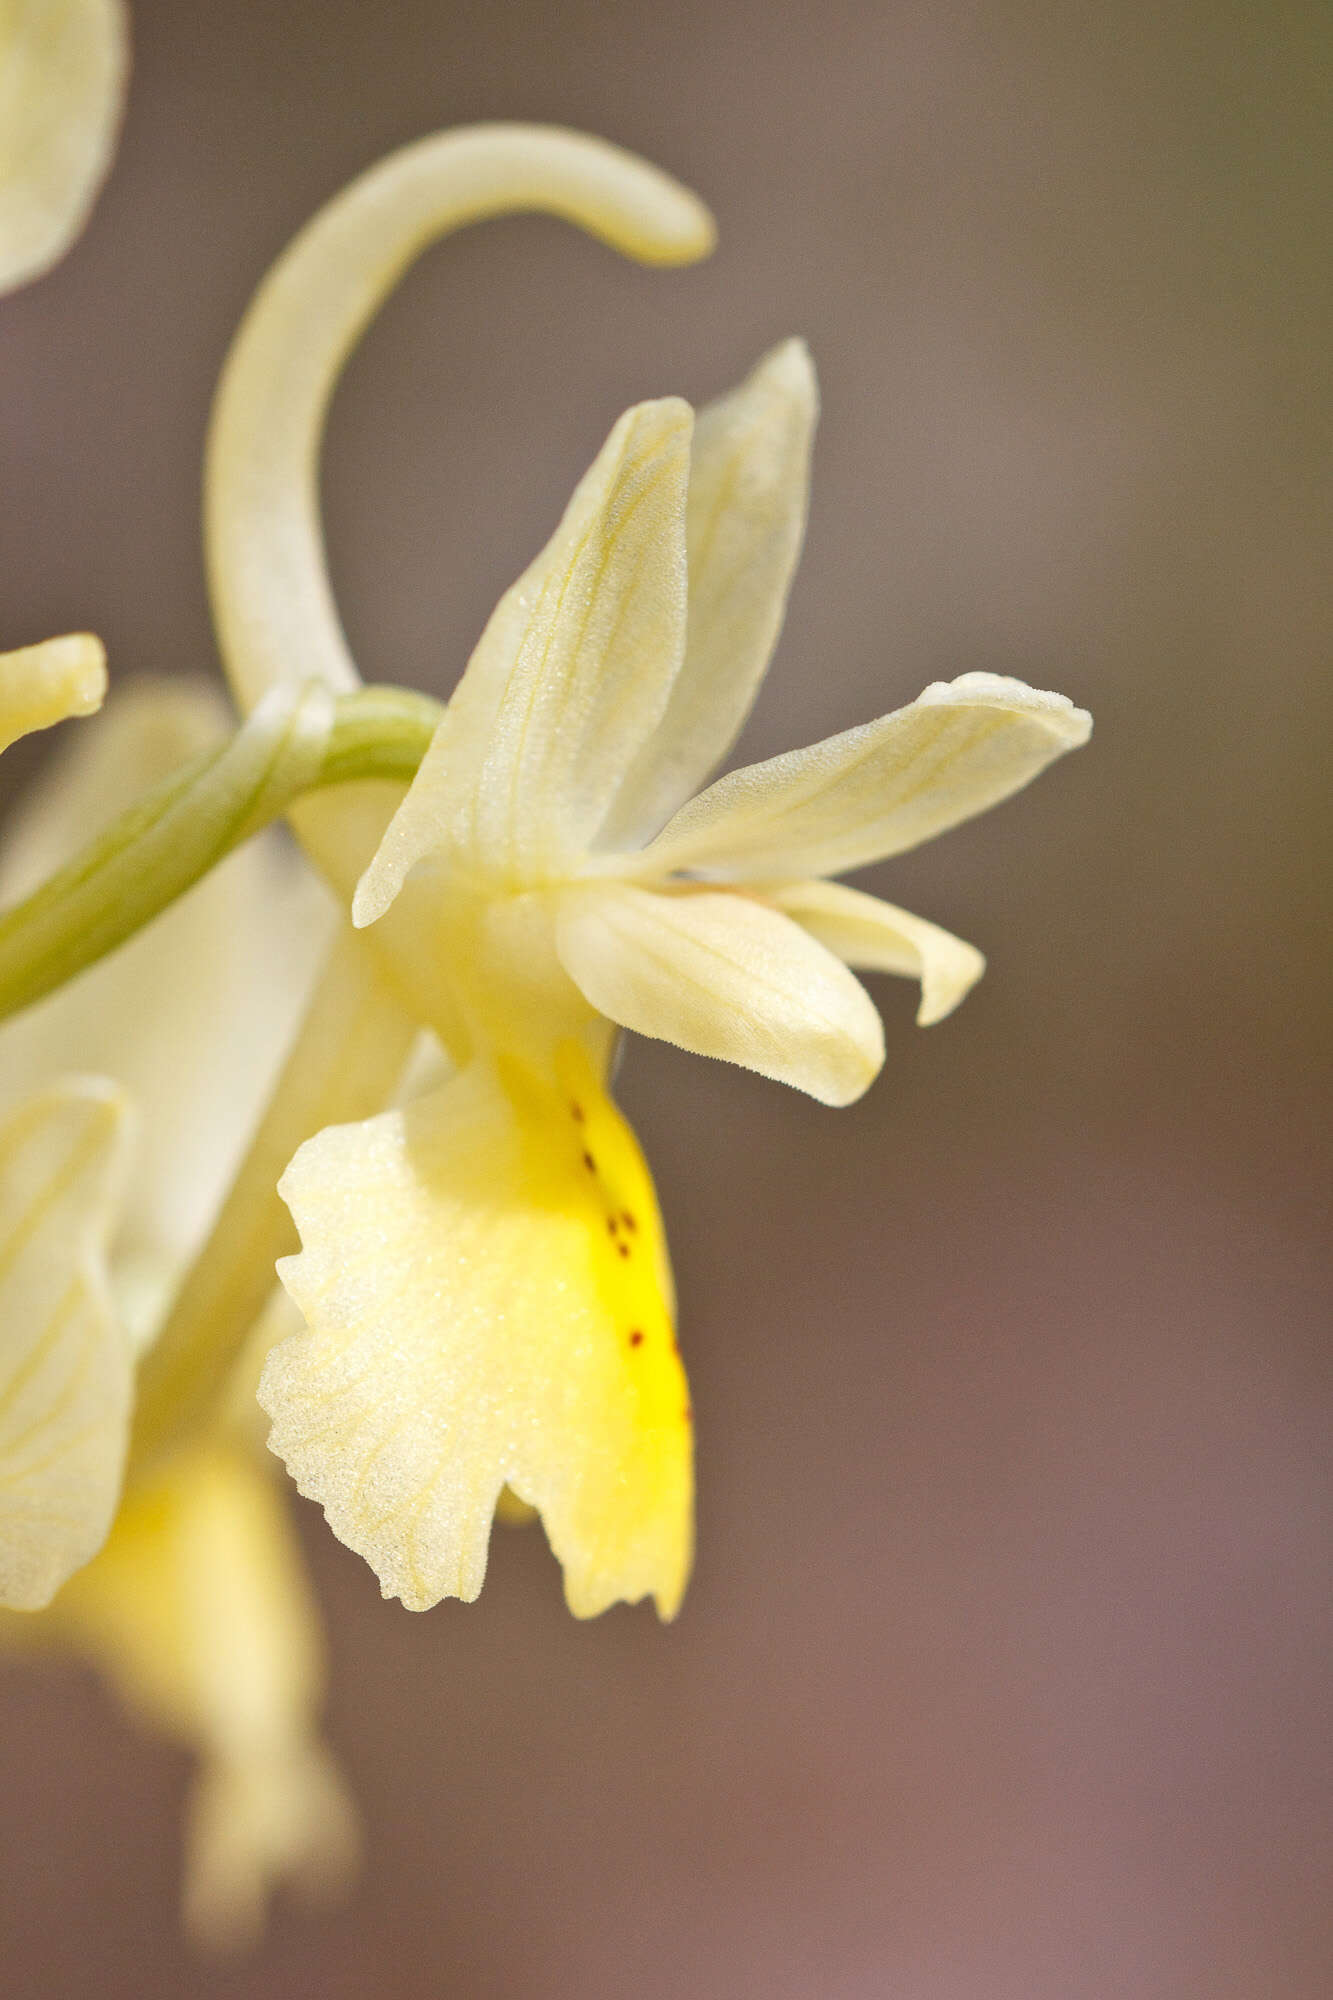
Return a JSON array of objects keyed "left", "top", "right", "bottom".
[
  {"left": 55, "top": 1441, "right": 358, "bottom": 1950},
  {"left": 556, "top": 882, "right": 884, "bottom": 1107},
  {"left": 0, "top": 678, "right": 332, "bottom": 1305},
  {"left": 0, "top": 632, "right": 105, "bottom": 753},
  {"left": 645, "top": 671, "right": 1093, "bottom": 881},
  {"left": 267, "top": 1045, "right": 692, "bottom": 1620},
  {"left": 0, "top": 0, "right": 127, "bottom": 292},
  {"left": 768, "top": 878, "right": 985, "bottom": 1026},
  {"left": 0, "top": 1077, "right": 132, "bottom": 1611},
  {"left": 354, "top": 398, "right": 692, "bottom": 917},
  {"left": 599, "top": 339, "right": 818, "bottom": 849}
]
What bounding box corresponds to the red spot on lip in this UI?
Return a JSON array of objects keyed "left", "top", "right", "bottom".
[
  {"left": 682, "top": 1405, "right": 693, "bottom": 1423},
  {"left": 582, "top": 1151, "right": 596, "bottom": 1172},
  {"left": 607, "top": 1216, "right": 618, "bottom": 1235},
  {"left": 616, "top": 1242, "right": 630, "bottom": 1259},
  {"left": 620, "top": 1210, "right": 637, "bottom": 1233},
  {"left": 629, "top": 1330, "right": 645, "bottom": 1348},
  {"left": 570, "top": 1102, "right": 585, "bottom": 1123}
]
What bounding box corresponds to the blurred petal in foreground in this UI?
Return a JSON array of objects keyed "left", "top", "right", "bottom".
[
  {"left": 0, "top": 0, "right": 127, "bottom": 293},
  {"left": 0, "top": 1077, "right": 131, "bottom": 1609}
]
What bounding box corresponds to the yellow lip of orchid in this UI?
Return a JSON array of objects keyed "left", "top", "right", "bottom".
[{"left": 0, "top": 0, "right": 128, "bottom": 294}]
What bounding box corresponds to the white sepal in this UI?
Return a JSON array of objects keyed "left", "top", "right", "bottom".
[
  {"left": 598, "top": 339, "right": 817, "bottom": 848},
  {"left": 556, "top": 881, "right": 884, "bottom": 1106},
  {"left": 645, "top": 672, "right": 1092, "bottom": 882},
  {"left": 355, "top": 398, "right": 692, "bottom": 921}
]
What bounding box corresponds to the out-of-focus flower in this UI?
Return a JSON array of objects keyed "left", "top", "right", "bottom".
[
  {"left": 0, "top": 680, "right": 353, "bottom": 1945},
  {"left": 0, "top": 680, "right": 331, "bottom": 1339},
  {"left": 0, "top": 0, "right": 133, "bottom": 1603},
  {"left": 0, "top": 0, "right": 128, "bottom": 293},
  {"left": 0, "top": 634, "right": 123, "bottom": 1611},
  {"left": 45, "top": 1433, "right": 359, "bottom": 1952},
  {"left": 257, "top": 343, "right": 1091, "bottom": 1622},
  {"left": 0, "top": 1074, "right": 131, "bottom": 1608}
]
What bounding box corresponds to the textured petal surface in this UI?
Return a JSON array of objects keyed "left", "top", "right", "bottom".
[
  {"left": 267, "top": 1045, "right": 692, "bottom": 1619},
  {"left": 598, "top": 340, "right": 818, "bottom": 848},
  {"left": 557, "top": 883, "right": 884, "bottom": 1106},
  {"left": 355, "top": 399, "right": 691, "bottom": 918},
  {"left": 0, "top": 1077, "right": 131, "bottom": 1610},
  {"left": 0, "top": 678, "right": 332, "bottom": 1328},
  {"left": 0, "top": 0, "right": 127, "bottom": 292},
  {"left": 0, "top": 632, "right": 105, "bottom": 753},
  {"left": 645, "top": 672, "right": 1093, "bottom": 881},
  {"left": 55, "top": 1441, "right": 358, "bottom": 1951},
  {"left": 769, "top": 878, "right": 985, "bottom": 1026}
]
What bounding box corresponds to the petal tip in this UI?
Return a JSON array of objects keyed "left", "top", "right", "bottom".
[
  {"left": 350, "top": 854, "right": 400, "bottom": 929},
  {"left": 916, "top": 944, "right": 986, "bottom": 1026},
  {"left": 754, "top": 334, "right": 818, "bottom": 403},
  {"left": 921, "top": 671, "right": 1093, "bottom": 746},
  {"left": 46, "top": 631, "right": 108, "bottom": 713},
  {"left": 670, "top": 198, "right": 717, "bottom": 264},
  {"left": 619, "top": 394, "right": 695, "bottom": 447}
]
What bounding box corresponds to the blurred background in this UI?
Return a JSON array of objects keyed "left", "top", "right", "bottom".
[{"left": 1, "top": 1, "right": 1330, "bottom": 1994}]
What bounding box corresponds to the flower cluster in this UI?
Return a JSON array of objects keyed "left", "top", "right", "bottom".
[{"left": 0, "top": 5, "right": 1089, "bottom": 1953}]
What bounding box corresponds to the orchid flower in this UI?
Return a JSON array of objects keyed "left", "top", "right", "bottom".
[
  {"left": 0, "top": 117, "right": 1094, "bottom": 1942},
  {"left": 195, "top": 127, "right": 1092, "bottom": 1623},
  {"left": 0, "top": 0, "right": 127, "bottom": 293},
  {"left": 0, "top": 681, "right": 355, "bottom": 1947},
  {"left": 0, "top": 0, "right": 135, "bottom": 1607}
]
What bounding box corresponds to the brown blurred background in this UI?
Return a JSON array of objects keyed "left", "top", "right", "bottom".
[{"left": 2, "top": 1, "right": 1330, "bottom": 1994}]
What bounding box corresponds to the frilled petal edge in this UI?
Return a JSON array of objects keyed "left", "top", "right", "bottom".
[{"left": 267, "top": 1047, "right": 692, "bottom": 1620}]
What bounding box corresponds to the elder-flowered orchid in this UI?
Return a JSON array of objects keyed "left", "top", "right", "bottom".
[
  {"left": 0, "top": 681, "right": 356, "bottom": 1947},
  {"left": 231, "top": 316, "right": 1087, "bottom": 1617},
  {"left": 0, "top": 117, "right": 1094, "bottom": 1944}
]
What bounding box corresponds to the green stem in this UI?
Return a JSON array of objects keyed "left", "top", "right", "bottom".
[{"left": 0, "top": 683, "right": 441, "bottom": 1025}]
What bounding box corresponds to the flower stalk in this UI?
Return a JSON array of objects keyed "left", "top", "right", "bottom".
[{"left": 0, "top": 682, "right": 440, "bottom": 1025}]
